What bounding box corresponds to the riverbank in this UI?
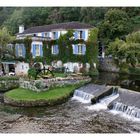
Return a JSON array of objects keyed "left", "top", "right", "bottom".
[
  {"left": 0, "top": 104, "right": 139, "bottom": 133},
  {"left": 4, "top": 82, "right": 86, "bottom": 107}
]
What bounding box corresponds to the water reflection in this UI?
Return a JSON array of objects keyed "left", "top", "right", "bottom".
[{"left": 91, "top": 72, "right": 140, "bottom": 92}]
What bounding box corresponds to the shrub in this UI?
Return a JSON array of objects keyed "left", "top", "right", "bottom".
[
  {"left": 16, "top": 56, "right": 26, "bottom": 62},
  {"left": 0, "top": 76, "right": 19, "bottom": 81},
  {"left": 88, "top": 68, "right": 99, "bottom": 77},
  {"left": 35, "top": 80, "right": 46, "bottom": 89},
  {"left": 119, "top": 63, "right": 129, "bottom": 74},
  {"left": 28, "top": 68, "right": 37, "bottom": 80},
  {"left": 129, "top": 67, "right": 140, "bottom": 75}
]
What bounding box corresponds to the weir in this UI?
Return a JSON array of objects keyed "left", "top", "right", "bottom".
[
  {"left": 73, "top": 84, "right": 140, "bottom": 121},
  {"left": 112, "top": 102, "right": 140, "bottom": 118},
  {"left": 72, "top": 90, "right": 94, "bottom": 103},
  {"left": 108, "top": 88, "right": 140, "bottom": 120},
  {"left": 72, "top": 84, "right": 113, "bottom": 104}
]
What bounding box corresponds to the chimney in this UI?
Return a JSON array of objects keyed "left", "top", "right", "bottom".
[{"left": 19, "top": 25, "right": 24, "bottom": 33}]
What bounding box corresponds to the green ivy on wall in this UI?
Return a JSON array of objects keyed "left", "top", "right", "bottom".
[{"left": 12, "top": 29, "right": 99, "bottom": 67}]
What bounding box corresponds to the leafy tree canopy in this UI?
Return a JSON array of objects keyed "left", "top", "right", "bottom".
[
  {"left": 99, "top": 9, "right": 133, "bottom": 45},
  {"left": 107, "top": 31, "right": 140, "bottom": 67}
]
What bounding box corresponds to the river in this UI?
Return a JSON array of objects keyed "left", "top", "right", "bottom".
[{"left": 0, "top": 72, "right": 140, "bottom": 133}]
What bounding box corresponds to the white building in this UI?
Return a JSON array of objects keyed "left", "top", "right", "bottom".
[{"left": 14, "top": 22, "right": 94, "bottom": 73}]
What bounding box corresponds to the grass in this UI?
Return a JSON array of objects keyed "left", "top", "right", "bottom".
[
  {"left": 5, "top": 83, "right": 83, "bottom": 102},
  {"left": 54, "top": 72, "right": 67, "bottom": 78},
  {"left": 37, "top": 72, "right": 67, "bottom": 79}
]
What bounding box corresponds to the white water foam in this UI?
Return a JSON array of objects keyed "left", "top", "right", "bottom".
[
  {"left": 110, "top": 102, "right": 140, "bottom": 122},
  {"left": 72, "top": 90, "right": 94, "bottom": 104},
  {"left": 86, "top": 93, "right": 119, "bottom": 111},
  {"left": 110, "top": 110, "right": 140, "bottom": 122}
]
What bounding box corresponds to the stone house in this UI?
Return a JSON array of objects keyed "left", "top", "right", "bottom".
[{"left": 9, "top": 22, "right": 95, "bottom": 74}]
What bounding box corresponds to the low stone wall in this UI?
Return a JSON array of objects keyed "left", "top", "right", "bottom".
[
  {"left": 0, "top": 80, "right": 19, "bottom": 92},
  {"left": 19, "top": 76, "right": 91, "bottom": 92},
  {"left": 99, "top": 58, "right": 120, "bottom": 73},
  {"left": 19, "top": 79, "right": 47, "bottom": 92}
]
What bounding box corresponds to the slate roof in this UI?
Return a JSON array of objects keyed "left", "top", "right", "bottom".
[{"left": 17, "top": 22, "right": 93, "bottom": 35}]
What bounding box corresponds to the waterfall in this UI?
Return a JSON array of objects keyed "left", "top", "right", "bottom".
[
  {"left": 86, "top": 93, "right": 119, "bottom": 111},
  {"left": 111, "top": 102, "right": 140, "bottom": 119},
  {"left": 72, "top": 90, "right": 94, "bottom": 103}
]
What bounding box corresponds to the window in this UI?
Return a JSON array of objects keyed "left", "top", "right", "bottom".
[
  {"left": 77, "top": 31, "right": 83, "bottom": 39},
  {"left": 7, "top": 44, "right": 13, "bottom": 50},
  {"left": 17, "top": 44, "right": 24, "bottom": 57},
  {"left": 45, "top": 32, "right": 50, "bottom": 38},
  {"left": 52, "top": 32, "right": 58, "bottom": 39},
  {"left": 52, "top": 32, "right": 56, "bottom": 39},
  {"left": 73, "top": 44, "right": 86, "bottom": 55},
  {"left": 52, "top": 45, "right": 59, "bottom": 55},
  {"left": 78, "top": 45, "right": 83, "bottom": 54},
  {"left": 35, "top": 44, "right": 40, "bottom": 56},
  {"left": 18, "top": 46, "right": 23, "bottom": 56}
]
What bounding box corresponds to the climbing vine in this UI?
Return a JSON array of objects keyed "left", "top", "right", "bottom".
[
  {"left": 86, "top": 28, "right": 99, "bottom": 76},
  {"left": 12, "top": 29, "right": 98, "bottom": 68},
  {"left": 12, "top": 37, "right": 32, "bottom": 63}
]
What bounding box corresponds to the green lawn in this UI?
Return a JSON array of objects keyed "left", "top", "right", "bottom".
[
  {"left": 5, "top": 84, "right": 81, "bottom": 101},
  {"left": 54, "top": 72, "right": 67, "bottom": 78}
]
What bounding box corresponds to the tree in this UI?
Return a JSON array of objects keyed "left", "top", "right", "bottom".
[
  {"left": 80, "top": 7, "right": 108, "bottom": 25},
  {"left": 4, "top": 8, "right": 24, "bottom": 34},
  {"left": 87, "top": 27, "right": 99, "bottom": 76},
  {"left": 106, "top": 38, "right": 125, "bottom": 60},
  {"left": 0, "top": 27, "right": 15, "bottom": 62},
  {"left": 107, "top": 31, "right": 140, "bottom": 68},
  {"left": 0, "top": 7, "right": 15, "bottom": 26},
  {"left": 99, "top": 9, "right": 133, "bottom": 45}
]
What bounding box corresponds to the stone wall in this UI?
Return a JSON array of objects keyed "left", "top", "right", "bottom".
[
  {"left": 99, "top": 58, "right": 120, "bottom": 73},
  {"left": 19, "top": 76, "right": 91, "bottom": 92},
  {"left": 19, "top": 79, "right": 47, "bottom": 92}
]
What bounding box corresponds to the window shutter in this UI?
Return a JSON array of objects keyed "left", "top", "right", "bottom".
[
  {"left": 73, "top": 45, "right": 78, "bottom": 54},
  {"left": 32, "top": 44, "right": 36, "bottom": 57},
  {"left": 22, "top": 44, "right": 26, "bottom": 58},
  {"left": 51, "top": 45, "right": 53, "bottom": 54},
  {"left": 82, "top": 44, "right": 86, "bottom": 55},
  {"left": 82, "top": 31, "right": 85, "bottom": 40},
  {"left": 40, "top": 44, "right": 43, "bottom": 56},
  {"left": 72, "top": 45, "right": 75, "bottom": 54},
  {"left": 54, "top": 45, "right": 56, "bottom": 54},
  {"left": 74, "top": 31, "right": 78, "bottom": 40},
  {"left": 55, "top": 32, "right": 58, "bottom": 39},
  {"left": 48, "top": 32, "right": 50, "bottom": 37},
  {"left": 15, "top": 44, "right": 18, "bottom": 57},
  {"left": 55, "top": 45, "right": 59, "bottom": 54},
  {"left": 42, "top": 33, "right": 44, "bottom": 37}
]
